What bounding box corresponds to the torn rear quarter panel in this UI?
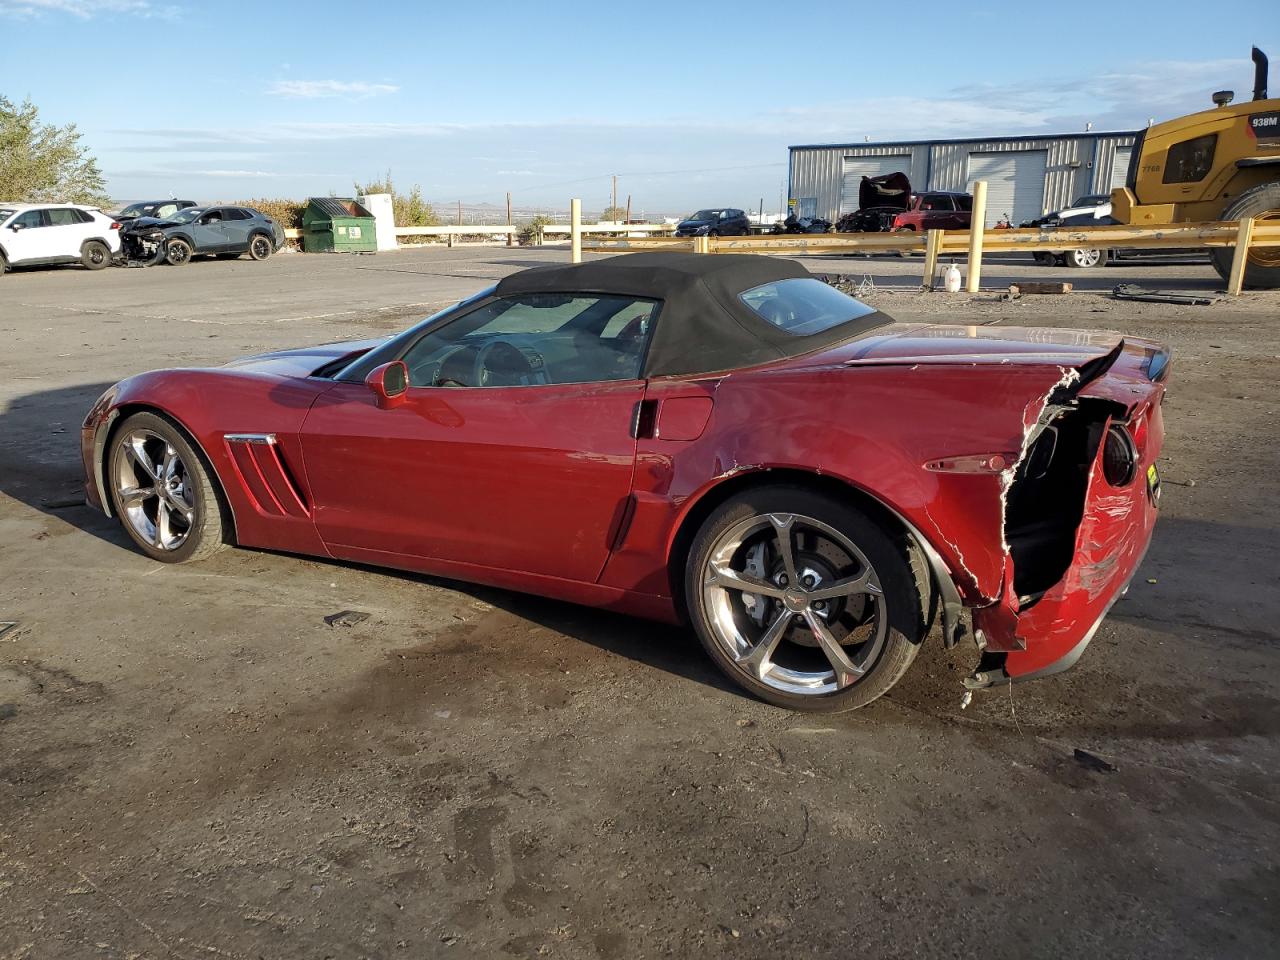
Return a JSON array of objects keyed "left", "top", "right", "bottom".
[{"left": 606, "top": 335, "right": 1165, "bottom": 686}]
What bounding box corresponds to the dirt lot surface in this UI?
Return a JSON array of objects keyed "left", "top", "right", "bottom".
[{"left": 1, "top": 247, "right": 1277, "bottom": 959}]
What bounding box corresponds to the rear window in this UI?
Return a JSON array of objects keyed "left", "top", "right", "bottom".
[{"left": 740, "top": 278, "right": 877, "bottom": 337}]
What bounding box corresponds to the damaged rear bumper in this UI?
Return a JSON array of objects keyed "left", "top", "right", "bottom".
[{"left": 966, "top": 376, "right": 1165, "bottom": 688}]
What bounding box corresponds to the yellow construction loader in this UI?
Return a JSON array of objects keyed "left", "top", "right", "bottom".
[{"left": 1111, "top": 47, "right": 1280, "bottom": 287}]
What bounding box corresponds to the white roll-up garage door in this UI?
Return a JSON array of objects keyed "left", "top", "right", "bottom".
[
  {"left": 1109, "top": 147, "right": 1133, "bottom": 189},
  {"left": 966, "top": 151, "right": 1048, "bottom": 227},
  {"left": 839, "top": 155, "right": 913, "bottom": 214}
]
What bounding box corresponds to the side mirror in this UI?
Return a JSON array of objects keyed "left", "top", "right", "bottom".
[
  {"left": 10, "top": 223, "right": 23, "bottom": 231},
  {"left": 365, "top": 360, "right": 409, "bottom": 409}
]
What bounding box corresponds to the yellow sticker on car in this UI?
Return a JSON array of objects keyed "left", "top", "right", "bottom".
[{"left": 1147, "top": 463, "right": 1161, "bottom": 505}]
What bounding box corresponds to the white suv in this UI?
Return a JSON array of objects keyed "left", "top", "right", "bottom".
[{"left": 0, "top": 203, "right": 122, "bottom": 275}]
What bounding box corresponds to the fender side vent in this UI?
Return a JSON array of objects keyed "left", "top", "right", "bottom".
[{"left": 225, "top": 434, "right": 310, "bottom": 518}]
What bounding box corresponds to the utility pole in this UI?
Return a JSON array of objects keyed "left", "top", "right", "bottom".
[
  {"left": 611, "top": 174, "right": 618, "bottom": 214},
  {"left": 456, "top": 200, "right": 462, "bottom": 226},
  {"left": 506, "top": 191, "right": 513, "bottom": 246},
  {"left": 625, "top": 194, "right": 632, "bottom": 224}
]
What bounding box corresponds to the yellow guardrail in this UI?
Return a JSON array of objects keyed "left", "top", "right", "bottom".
[{"left": 581, "top": 219, "right": 1279, "bottom": 296}]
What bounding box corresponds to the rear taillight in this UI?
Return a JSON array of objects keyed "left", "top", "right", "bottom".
[
  {"left": 110, "top": 221, "right": 121, "bottom": 230},
  {"left": 1102, "top": 425, "right": 1138, "bottom": 487}
]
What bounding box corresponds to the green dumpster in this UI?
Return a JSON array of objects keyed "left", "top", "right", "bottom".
[{"left": 302, "top": 197, "right": 378, "bottom": 253}]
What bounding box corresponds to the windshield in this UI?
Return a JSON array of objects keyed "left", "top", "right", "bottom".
[
  {"left": 168, "top": 207, "right": 204, "bottom": 224},
  {"left": 335, "top": 285, "right": 498, "bottom": 381},
  {"left": 119, "top": 203, "right": 151, "bottom": 217},
  {"left": 686, "top": 209, "right": 723, "bottom": 221},
  {"left": 1072, "top": 195, "right": 1109, "bottom": 207},
  {"left": 740, "top": 278, "right": 878, "bottom": 337},
  {"left": 0, "top": 208, "right": 15, "bottom": 224}
]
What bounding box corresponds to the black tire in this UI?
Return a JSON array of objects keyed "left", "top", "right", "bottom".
[
  {"left": 106, "top": 412, "right": 228, "bottom": 564},
  {"left": 684, "top": 485, "right": 930, "bottom": 712},
  {"left": 1211, "top": 181, "right": 1280, "bottom": 289},
  {"left": 248, "top": 234, "right": 272, "bottom": 261},
  {"left": 165, "top": 238, "right": 193, "bottom": 266},
  {"left": 1063, "top": 247, "right": 1107, "bottom": 268},
  {"left": 1032, "top": 251, "right": 1057, "bottom": 267},
  {"left": 0, "top": 251, "right": 7, "bottom": 276},
  {"left": 707, "top": 229, "right": 719, "bottom": 238},
  {"left": 81, "top": 240, "right": 111, "bottom": 270}
]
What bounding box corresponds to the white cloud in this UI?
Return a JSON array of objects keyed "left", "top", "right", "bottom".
[
  {"left": 0, "top": 0, "right": 175, "bottom": 17},
  {"left": 266, "top": 80, "right": 399, "bottom": 100}
]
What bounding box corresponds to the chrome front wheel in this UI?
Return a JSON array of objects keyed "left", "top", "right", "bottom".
[
  {"left": 107, "top": 412, "right": 227, "bottom": 563},
  {"left": 687, "top": 488, "right": 928, "bottom": 711},
  {"left": 114, "top": 429, "right": 196, "bottom": 551}
]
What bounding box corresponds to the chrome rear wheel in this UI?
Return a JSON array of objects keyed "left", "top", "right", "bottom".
[
  {"left": 702, "top": 512, "right": 888, "bottom": 695},
  {"left": 686, "top": 487, "right": 928, "bottom": 711}
]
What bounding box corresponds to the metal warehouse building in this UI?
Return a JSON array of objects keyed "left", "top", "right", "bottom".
[{"left": 788, "top": 131, "right": 1138, "bottom": 227}]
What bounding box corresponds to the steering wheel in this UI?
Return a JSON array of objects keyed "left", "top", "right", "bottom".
[{"left": 473, "top": 340, "right": 538, "bottom": 387}]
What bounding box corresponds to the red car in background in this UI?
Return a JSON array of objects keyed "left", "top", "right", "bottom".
[
  {"left": 836, "top": 172, "right": 973, "bottom": 234},
  {"left": 81, "top": 253, "right": 1168, "bottom": 712}
]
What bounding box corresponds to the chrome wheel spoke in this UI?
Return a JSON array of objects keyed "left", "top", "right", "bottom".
[
  {"left": 805, "top": 610, "right": 863, "bottom": 689},
  {"left": 125, "top": 437, "right": 158, "bottom": 481},
  {"left": 120, "top": 485, "right": 155, "bottom": 506},
  {"left": 165, "top": 491, "right": 193, "bottom": 521},
  {"left": 807, "top": 569, "right": 882, "bottom": 601},
  {"left": 737, "top": 610, "right": 792, "bottom": 679},
  {"left": 706, "top": 561, "right": 786, "bottom": 599},
  {"left": 767, "top": 513, "right": 798, "bottom": 584},
  {"left": 155, "top": 498, "right": 173, "bottom": 548}
]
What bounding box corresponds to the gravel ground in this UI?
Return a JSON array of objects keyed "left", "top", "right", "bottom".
[{"left": 1, "top": 246, "right": 1277, "bottom": 959}]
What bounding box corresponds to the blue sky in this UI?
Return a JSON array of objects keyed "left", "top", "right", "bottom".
[{"left": 1, "top": 0, "right": 1276, "bottom": 215}]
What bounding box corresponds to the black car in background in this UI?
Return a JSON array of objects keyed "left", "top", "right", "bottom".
[
  {"left": 674, "top": 208, "right": 751, "bottom": 237},
  {"left": 120, "top": 205, "right": 286, "bottom": 265},
  {"left": 114, "top": 199, "right": 197, "bottom": 222}
]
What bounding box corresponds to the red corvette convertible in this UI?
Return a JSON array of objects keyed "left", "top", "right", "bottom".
[{"left": 81, "top": 253, "right": 1169, "bottom": 711}]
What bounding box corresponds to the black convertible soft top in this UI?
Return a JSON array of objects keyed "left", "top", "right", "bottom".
[{"left": 496, "top": 252, "right": 884, "bottom": 378}]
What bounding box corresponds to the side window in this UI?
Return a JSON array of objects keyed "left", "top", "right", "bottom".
[
  {"left": 1163, "top": 134, "right": 1217, "bottom": 184},
  {"left": 13, "top": 210, "right": 47, "bottom": 228},
  {"left": 922, "top": 195, "right": 954, "bottom": 211},
  {"left": 224, "top": 208, "right": 251, "bottom": 221},
  {"left": 201, "top": 209, "right": 224, "bottom": 224},
  {"left": 155, "top": 203, "right": 178, "bottom": 219},
  {"left": 956, "top": 196, "right": 974, "bottom": 211},
  {"left": 47, "top": 208, "right": 82, "bottom": 226},
  {"left": 400, "top": 293, "right": 660, "bottom": 388}
]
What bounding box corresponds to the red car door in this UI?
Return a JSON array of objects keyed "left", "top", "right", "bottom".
[
  {"left": 298, "top": 291, "right": 658, "bottom": 584},
  {"left": 300, "top": 378, "right": 643, "bottom": 583}
]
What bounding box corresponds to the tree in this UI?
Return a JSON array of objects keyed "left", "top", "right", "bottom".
[
  {"left": 354, "top": 170, "right": 440, "bottom": 227},
  {"left": 0, "top": 96, "right": 109, "bottom": 205},
  {"left": 599, "top": 205, "right": 627, "bottom": 223}
]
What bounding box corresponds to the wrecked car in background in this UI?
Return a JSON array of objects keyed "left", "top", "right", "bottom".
[
  {"left": 113, "top": 199, "right": 197, "bottom": 223},
  {"left": 835, "top": 172, "right": 972, "bottom": 234},
  {"left": 120, "top": 205, "right": 284, "bottom": 265},
  {"left": 81, "top": 253, "right": 1169, "bottom": 712}
]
